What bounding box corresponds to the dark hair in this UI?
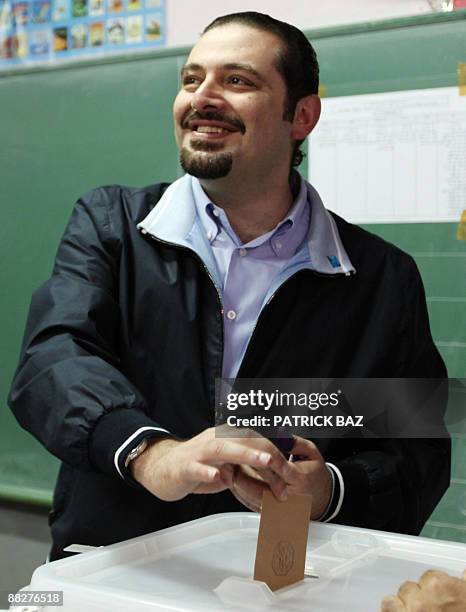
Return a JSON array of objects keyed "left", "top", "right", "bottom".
[{"left": 203, "top": 11, "right": 319, "bottom": 167}]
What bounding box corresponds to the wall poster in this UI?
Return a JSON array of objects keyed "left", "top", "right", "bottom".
[{"left": 0, "top": 0, "right": 165, "bottom": 69}]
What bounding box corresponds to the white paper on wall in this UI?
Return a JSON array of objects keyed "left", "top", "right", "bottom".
[{"left": 308, "top": 87, "right": 466, "bottom": 223}]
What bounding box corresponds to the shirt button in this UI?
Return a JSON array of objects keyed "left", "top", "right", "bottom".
[
  {"left": 239, "top": 248, "right": 247, "bottom": 257},
  {"left": 226, "top": 310, "right": 237, "bottom": 321},
  {"left": 212, "top": 209, "right": 220, "bottom": 217},
  {"left": 275, "top": 240, "right": 282, "bottom": 250},
  {"left": 207, "top": 231, "right": 213, "bottom": 241}
]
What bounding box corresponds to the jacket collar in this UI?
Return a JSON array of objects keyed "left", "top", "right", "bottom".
[{"left": 137, "top": 174, "right": 356, "bottom": 276}]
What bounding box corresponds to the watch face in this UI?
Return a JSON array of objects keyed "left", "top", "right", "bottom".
[{"left": 125, "top": 439, "right": 148, "bottom": 467}]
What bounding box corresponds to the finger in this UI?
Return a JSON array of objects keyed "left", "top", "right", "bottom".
[
  {"left": 231, "top": 486, "right": 261, "bottom": 513},
  {"left": 397, "top": 580, "right": 421, "bottom": 604},
  {"left": 218, "top": 463, "right": 234, "bottom": 488},
  {"left": 188, "top": 462, "right": 230, "bottom": 495},
  {"left": 203, "top": 439, "right": 271, "bottom": 467},
  {"left": 203, "top": 439, "right": 291, "bottom": 479},
  {"left": 239, "top": 435, "right": 296, "bottom": 481},
  {"left": 248, "top": 466, "right": 270, "bottom": 483},
  {"left": 234, "top": 467, "right": 268, "bottom": 496},
  {"left": 242, "top": 465, "right": 288, "bottom": 502},
  {"left": 239, "top": 464, "right": 268, "bottom": 484},
  {"left": 181, "top": 460, "right": 222, "bottom": 487},
  {"left": 213, "top": 428, "right": 294, "bottom": 473},
  {"left": 418, "top": 569, "right": 466, "bottom": 603},
  {"left": 233, "top": 469, "right": 269, "bottom": 509},
  {"left": 260, "top": 447, "right": 294, "bottom": 481},
  {"left": 230, "top": 468, "right": 262, "bottom": 513},
  {"left": 231, "top": 478, "right": 262, "bottom": 512},
  {"left": 418, "top": 569, "right": 449, "bottom": 589},
  {"left": 289, "top": 437, "right": 323, "bottom": 460},
  {"left": 379, "top": 595, "right": 406, "bottom": 612},
  {"left": 281, "top": 459, "right": 319, "bottom": 490}
]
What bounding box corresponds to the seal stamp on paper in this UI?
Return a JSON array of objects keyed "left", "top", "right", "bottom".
[
  {"left": 272, "top": 540, "right": 294, "bottom": 576},
  {"left": 254, "top": 491, "right": 311, "bottom": 591}
]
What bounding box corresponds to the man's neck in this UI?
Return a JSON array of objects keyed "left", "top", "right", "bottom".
[{"left": 199, "top": 172, "right": 297, "bottom": 244}]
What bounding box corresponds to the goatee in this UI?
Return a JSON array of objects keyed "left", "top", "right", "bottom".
[{"left": 179, "top": 141, "right": 233, "bottom": 179}]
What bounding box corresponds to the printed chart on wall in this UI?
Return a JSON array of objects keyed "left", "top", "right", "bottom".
[
  {"left": 0, "top": 0, "right": 165, "bottom": 68},
  {"left": 308, "top": 87, "right": 466, "bottom": 223}
]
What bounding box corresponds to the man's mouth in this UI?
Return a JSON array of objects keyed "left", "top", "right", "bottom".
[
  {"left": 188, "top": 120, "right": 239, "bottom": 138},
  {"left": 195, "top": 125, "right": 231, "bottom": 134},
  {"left": 182, "top": 112, "right": 246, "bottom": 136}
]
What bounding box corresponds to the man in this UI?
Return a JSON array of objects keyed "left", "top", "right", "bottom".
[{"left": 9, "top": 12, "right": 450, "bottom": 561}]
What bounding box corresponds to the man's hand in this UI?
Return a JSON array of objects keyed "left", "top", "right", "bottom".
[
  {"left": 229, "top": 437, "right": 332, "bottom": 519},
  {"left": 284, "top": 437, "right": 333, "bottom": 520},
  {"left": 379, "top": 569, "right": 466, "bottom": 611},
  {"left": 229, "top": 463, "right": 286, "bottom": 512},
  {"left": 130, "top": 428, "right": 292, "bottom": 503}
]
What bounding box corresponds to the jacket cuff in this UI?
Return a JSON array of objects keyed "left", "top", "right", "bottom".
[
  {"left": 89, "top": 408, "right": 170, "bottom": 477},
  {"left": 114, "top": 426, "right": 172, "bottom": 479},
  {"left": 327, "top": 460, "right": 370, "bottom": 526},
  {"left": 318, "top": 463, "right": 342, "bottom": 522}
]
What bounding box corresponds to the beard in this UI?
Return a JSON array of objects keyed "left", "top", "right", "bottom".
[{"left": 179, "top": 139, "right": 233, "bottom": 179}]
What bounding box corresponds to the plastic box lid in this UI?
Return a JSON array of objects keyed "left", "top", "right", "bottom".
[{"left": 26, "top": 513, "right": 466, "bottom": 611}]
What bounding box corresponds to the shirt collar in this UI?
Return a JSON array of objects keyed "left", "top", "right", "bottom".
[
  {"left": 137, "top": 173, "right": 356, "bottom": 276},
  {"left": 192, "top": 175, "right": 309, "bottom": 258},
  {"left": 191, "top": 178, "right": 220, "bottom": 243}
]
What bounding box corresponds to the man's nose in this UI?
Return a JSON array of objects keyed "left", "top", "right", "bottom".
[{"left": 191, "top": 78, "right": 226, "bottom": 112}]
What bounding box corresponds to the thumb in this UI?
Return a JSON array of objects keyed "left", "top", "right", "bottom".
[{"left": 291, "top": 437, "right": 322, "bottom": 461}]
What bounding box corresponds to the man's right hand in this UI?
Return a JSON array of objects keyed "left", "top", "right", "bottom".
[{"left": 130, "top": 427, "right": 292, "bottom": 505}]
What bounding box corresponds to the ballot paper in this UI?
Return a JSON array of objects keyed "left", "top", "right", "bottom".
[{"left": 254, "top": 491, "right": 312, "bottom": 591}]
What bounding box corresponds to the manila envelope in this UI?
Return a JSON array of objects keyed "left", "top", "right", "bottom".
[{"left": 254, "top": 490, "right": 312, "bottom": 591}]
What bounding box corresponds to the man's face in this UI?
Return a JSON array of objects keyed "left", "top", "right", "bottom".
[{"left": 173, "top": 23, "right": 296, "bottom": 182}]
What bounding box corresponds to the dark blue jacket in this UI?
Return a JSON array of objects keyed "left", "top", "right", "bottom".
[{"left": 8, "top": 183, "right": 450, "bottom": 559}]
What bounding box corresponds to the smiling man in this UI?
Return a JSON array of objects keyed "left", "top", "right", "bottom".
[
  {"left": 9, "top": 12, "right": 449, "bottom": 561},
  {"left": 173, "top": 19, "right": 320, "bottom": 242}
]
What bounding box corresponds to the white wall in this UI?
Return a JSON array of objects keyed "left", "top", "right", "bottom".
[{"left": 166, "top": 0, "right": 434, "bottom": 48}]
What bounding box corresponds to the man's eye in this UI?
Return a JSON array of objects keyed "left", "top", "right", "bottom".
[
  {"left": 183, "top": 76, "right": 200, "bottom": 86},
  {"left": 228, "top": 76, "right": 252, "bottom": 86}
]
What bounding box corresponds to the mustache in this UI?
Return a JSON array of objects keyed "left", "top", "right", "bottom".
[{"left": 181, "top": 110, "right": 246, "bottom": 134}]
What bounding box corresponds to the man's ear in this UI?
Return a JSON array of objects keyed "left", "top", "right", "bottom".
[{"left": 290, "top": 95, "right": 321, "bottom": 140}]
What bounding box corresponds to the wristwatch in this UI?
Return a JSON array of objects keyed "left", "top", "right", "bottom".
[{"left": 124, "top": 438, "right": 149, "bottom": 469}]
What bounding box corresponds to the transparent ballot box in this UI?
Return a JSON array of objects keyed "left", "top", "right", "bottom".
[{"left": 22, "top": 513, "right": 466, "bottom": 611}]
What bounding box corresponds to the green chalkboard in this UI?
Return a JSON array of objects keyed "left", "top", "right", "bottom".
[
  {"left": 1, "top": 11, "right": 465, "bottom": 543},
  {"left": 1, "top": 50, "right": 184, "bottom": 503}
]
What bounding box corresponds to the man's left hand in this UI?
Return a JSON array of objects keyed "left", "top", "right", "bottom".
[
  {"left": 283, "top": 437, "right": 333, "bottom": 519},
  {"left": 230, "top": 436, "right": 332, "bottom": 519}
]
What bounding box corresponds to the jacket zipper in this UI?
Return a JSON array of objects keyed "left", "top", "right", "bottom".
[{"left": 141, "top": 232, "right": 225, "bottom": 417}]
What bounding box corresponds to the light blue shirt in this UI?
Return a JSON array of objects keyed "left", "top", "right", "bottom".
[{"left": 192, "top": 177, "right": 310, "bottom": 379}]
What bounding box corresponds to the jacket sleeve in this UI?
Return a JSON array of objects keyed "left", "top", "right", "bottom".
[
  {"left": 329, "top": 257, "right": 451, "bottom": 535},
  {"left": 8, "top": 188, "right": 170, "bottom": 478}
]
